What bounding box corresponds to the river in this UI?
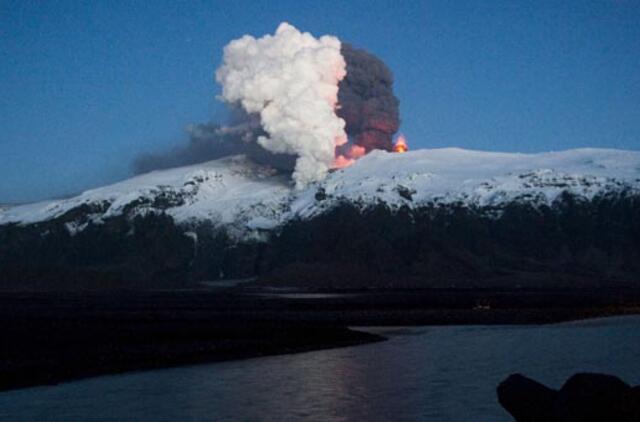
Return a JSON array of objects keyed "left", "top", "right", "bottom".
[{"left": 1, "top": 316, "right": 638, "bottom": 421}]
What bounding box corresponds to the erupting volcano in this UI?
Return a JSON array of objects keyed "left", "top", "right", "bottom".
[{"left": 134, "top": 23, "right": 402, "bottom": 185}]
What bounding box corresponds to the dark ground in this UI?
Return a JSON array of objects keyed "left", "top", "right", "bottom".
[{"left": 1, "top": 287, "right": 639, "bottom": 392}]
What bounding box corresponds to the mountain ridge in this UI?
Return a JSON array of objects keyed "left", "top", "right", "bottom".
[
  {"left": 2, "top": 147, "right": 639, "bottom": 290},
  {"left": 2, "top": 147, "right": 639, "bottom": 239}
]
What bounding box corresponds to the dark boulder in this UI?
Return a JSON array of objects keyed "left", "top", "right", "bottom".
[
  {"left": 497, "top": 373, "right": 558, "bottom": 422},
  {"left": 556, "top": 373, "right": 640, "bottom": 422},
  {"left": 497, "top": 373, "right": 640, "bottom": 422}
]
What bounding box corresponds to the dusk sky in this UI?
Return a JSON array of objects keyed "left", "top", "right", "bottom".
[{"left": 2, "top": 0, "right": 639, "bottom": 203}]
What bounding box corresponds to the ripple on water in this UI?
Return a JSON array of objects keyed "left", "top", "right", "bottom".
[{"left": 0, "top": 315, "right": 638, "bottom": 421}]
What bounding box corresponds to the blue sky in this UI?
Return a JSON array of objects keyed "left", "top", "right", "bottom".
[{"left": 1, "top": 0, "right": 639, "bottom": 203}]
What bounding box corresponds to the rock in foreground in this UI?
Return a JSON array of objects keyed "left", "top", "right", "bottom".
[{"left": 497, "top": 373, "right": 640, "bottom": 421}]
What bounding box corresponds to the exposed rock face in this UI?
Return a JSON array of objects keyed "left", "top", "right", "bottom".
[
  {"left": 498, "top": 373, "right": 640, "bottom": 422},
  {"left": 1, "top": 193, "right": 640, "bottom": 290}
]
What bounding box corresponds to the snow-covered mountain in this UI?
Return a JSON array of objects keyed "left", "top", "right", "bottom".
[
  {"left": 2, "top": 147, "right": 640, "bottom": 290},
  {"left": 2, "top": 148, "right": 639, "bottom": 239}
]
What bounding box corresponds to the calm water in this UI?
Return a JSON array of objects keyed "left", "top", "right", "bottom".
[{"left": 1, "top": 316, "right": 639, "bottom": 421}]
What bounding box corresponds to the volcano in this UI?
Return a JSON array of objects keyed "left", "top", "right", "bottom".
[{"left": 1, "top": 147, "right": 640, "bottom": 290}]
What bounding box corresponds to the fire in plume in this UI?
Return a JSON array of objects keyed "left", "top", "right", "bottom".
[
  {"left": 334, "top": 134, "right": 407, "bottom": 169},
  {"left": 393, "top": 134, "right": 408, "bottom": 153}
]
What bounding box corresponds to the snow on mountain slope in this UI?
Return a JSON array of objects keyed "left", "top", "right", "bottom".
[
  {"left": 0, "top": 156, "right": 292, "bottom": 235},
  {"left": 293, "top": 147, "right": 640, "bottom": 217},
  {"left": 1, "top": 148, "right": 639, "bottom": 238}
]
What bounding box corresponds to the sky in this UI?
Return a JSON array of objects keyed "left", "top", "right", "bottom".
[{"left": 1, "top": 0, "right": 639, "bottom": 203}]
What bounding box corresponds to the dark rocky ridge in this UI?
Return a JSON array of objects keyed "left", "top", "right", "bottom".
[{"left": 1, "top": 191, "right": 639, "bottom": 290}]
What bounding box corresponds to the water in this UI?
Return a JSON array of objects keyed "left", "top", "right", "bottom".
[{"left": 1, "top": 316, "right": 638, "bottom": 421}]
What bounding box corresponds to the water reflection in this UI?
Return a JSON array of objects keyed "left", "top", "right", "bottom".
[{"left": 1, "top": 316, "right": 638, "bottom": 421}]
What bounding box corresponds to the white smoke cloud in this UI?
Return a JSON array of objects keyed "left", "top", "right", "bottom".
[{"left": 215, "top": 22, "right": 347, "bottom": 187}]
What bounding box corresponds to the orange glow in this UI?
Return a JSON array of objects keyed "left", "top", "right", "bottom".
[
  {"left": 334, "top": 155, "right": 354, "bottom": 168},
  {"left": 393, "top": 134, "right": 408, "bottom": 153},
  {"left": 346, "top": 144, "right": 366, "bottom": 159},
  {"left": 334, "top": 144, "right": 367, "bottom": 168}
]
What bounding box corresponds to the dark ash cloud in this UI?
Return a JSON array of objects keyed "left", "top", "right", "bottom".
[
  {"left": 133, "top": 44, "right": 400, "bottom": 175},
  {"left": 337, "top": 43, "right": 400, "bottom": 152}
]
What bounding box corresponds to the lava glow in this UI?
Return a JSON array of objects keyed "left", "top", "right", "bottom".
[
  {"left": 334, "top": 136, "right": 407, "bottom": 168},
  {"left": 393, "top": 135, "right": 408, "bottom": 153},
  {"left": 334, "top": 144, "right": 366, "bottom": 168}
]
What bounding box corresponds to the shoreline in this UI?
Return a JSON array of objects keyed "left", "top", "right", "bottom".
[
  {"left": 1, "top": 288, "right": 639, "bottom": 392},
  {"left": 1, "top": 324, "right": 383, "bottom": 393}
]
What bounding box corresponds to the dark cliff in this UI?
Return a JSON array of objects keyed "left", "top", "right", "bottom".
[{"left": 1, "top": 192, "right": 639, "bottom": 290}]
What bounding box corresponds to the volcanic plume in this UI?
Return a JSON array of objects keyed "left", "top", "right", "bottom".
[
  {"left": 336, "top": 43, "right": 400, "bottom": 154},
  {"left": 215, "top": 22, "right": 347, "bottom": 187},
  {"left": 133, "top": 23, "right": 402, "bottom": 186}
]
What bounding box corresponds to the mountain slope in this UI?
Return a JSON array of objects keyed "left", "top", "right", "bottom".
[
  {"left": 1, "top": 148, "right": 639, "bottom": 290},
  {"left": 2, "top": 148, "right": 639, "bottom": 238}
]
